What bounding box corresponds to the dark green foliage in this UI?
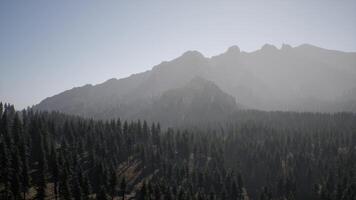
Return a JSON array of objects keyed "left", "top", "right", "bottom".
[{"left": 0, "top": 102, "right": 355, "bottom": 200}]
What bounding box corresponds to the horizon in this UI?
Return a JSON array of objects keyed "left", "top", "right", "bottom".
[
  {"left": 2, "top": 39, "right": 354, "bottom": 109},
  {"left": 4, "top": 43, "right": 354, "bottom": 110}
]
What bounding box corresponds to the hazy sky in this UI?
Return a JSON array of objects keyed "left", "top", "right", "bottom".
[{"left": 1, "top": 0, "right": 356, "bottom": 109}]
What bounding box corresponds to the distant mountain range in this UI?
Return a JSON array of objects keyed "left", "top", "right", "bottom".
[{"left": 35, "top": 44, "right": 356, "bottom": 124}]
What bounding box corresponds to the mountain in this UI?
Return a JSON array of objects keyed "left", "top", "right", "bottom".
[
  {"left": 208, "top": 44, "right": 356, "bottom": 111},
  {"left": 138, "top": 77, "right": 237, "bottom": 127},
  {"left": 36, "top": 75, "right": 238, "bottom": 125},
  {"left": 35, "top": 44, "right": 356, "bottom": 122}
]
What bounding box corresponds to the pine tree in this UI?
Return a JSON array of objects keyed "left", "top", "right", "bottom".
[
  {"left": 231, "top": 180, "right": 238, "bottom": 199},
  {"left": 20, "top": 157, "right": 30, "bottom": 200},
  {"left": 154, "top": 184, "right": 161, "bottom": 200},
  {"left": 2, "top": 111, "right": 12, "bottom": 152},
  {"left": 0, "top": 102, "right": 3, "bottom": 119},
  {"left": 108, "top": 169, "right": 117, "bottom": 200},
  {"left": 260, "top": 187, "right": 272, "bottom": 200},
  {"left": 97, "top": 186, "right": 108, "bottom": 200},
  {"left": 138, "top": 182, "right": 147, "bottom": 200},
  {"left": 10, "top": 173, "right": 21, "bottom": 200},
  {"left": 36, "top": 160, "right": 46, "bottom": 200},
  {"left": 11, "top": 113, "right": 30, "bottom": 199},
  {"left": 72, "top": 178, "right": 83, "bottom": 200},
  {"left": 19, "top": 138, "right": 30, "bottom": 200},
  {"left": 81, "top": 175, "right": 91, "bottom": 200},
  {"left": 120, "top": 177, "right": 127, "bottom": 200},
  {"left": 12, "top": 114, "right": 22, "bottom": 147},
  {"left": 50, "top": 146, "right": 59, "bottom": 200},
  {"left": 0, "top": 142, "right": 10, "bottom": 200},
  {"left": 143, "top": 120, "right": 149, "bottom": 139},
  {"left": 10, "top": 149, "right": 22, "bottom": 200},
  {"left": 35, "top": 132, "right": 47, "bottom": 200},
  {"left": 59, "top": 167, "right": 72, "bottom": 200}
]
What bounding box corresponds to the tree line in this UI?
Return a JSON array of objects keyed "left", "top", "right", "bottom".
[{"left": 0, "top": 102, "right": 355, "bottom": 199}]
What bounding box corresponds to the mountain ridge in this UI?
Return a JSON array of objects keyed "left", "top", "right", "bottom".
[{"left": 35, "top": 43, "right": 356, "bottom": 123}]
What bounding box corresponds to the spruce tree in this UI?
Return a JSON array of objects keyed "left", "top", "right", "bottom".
[
  {"left": 0, "top": 142, "right": 10, "bottom": 200},
  {"left": 138, "top": 182, "right": 147, "bottom": 200},
  {"left": 97, "top": 186, "right": 108, "bottom": 200},
  {"left": 35, "top": 132, "right": 47, "bottom": 200},
  {"left": 72, "top": 178, "right": 83, "bottom": 200},
  {"left": 59, "top": 167, "right": 72, "bottom": 200},
  {"left": 81, "top": 175, "right": 91, "bottom": 200},
  {"left": 0, "top": 102, "right": 3, "bottom": 119},
  {"left": 50, "top": 146, "right": 59, "bottom": 200},
  {"left": 10, "top": 149, "right": 22, "bottom": 200},
  {"left": 108, "top": 169, "right": 117, "bottom": 200},
  {"left": 120, "top": 177, "right": 126, "bottom": 200}
]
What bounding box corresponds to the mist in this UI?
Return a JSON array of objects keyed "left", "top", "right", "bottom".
[{"left": 1, "top": 1, "right": 356, "bottom": 200}]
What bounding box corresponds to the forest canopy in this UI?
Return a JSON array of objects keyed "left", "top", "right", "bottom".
[{"left": 0, "top": 102, "right": 355, "bottom": 200}]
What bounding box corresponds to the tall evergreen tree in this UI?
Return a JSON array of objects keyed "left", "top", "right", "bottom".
[
  {"left": 59, "top": 167, "right": 71, "bottom": 200},
  {"left": 0, "top": 102, "right": 3, "bottom": 119},
  {"left": 10, "top": 149, "right": 21, "bottom": 200},
  {"left": 0, "top": 142, "right": 10, "bottom": 200},
  {"left": 50, "top": 146, "right": 59, "bottom": 200},
  {"left": 120, "top": 177, "right": 126, "bottom": 200},
  {"left": 97, "top": 186, "right": 108, "bottom": 200},
  {"left": 138, "top": 182, "right": 147, "bottom": 200},
  {"left": 108, "top": 169, "right": 117, "bottom": 200},
  {"left": 81, "top": 175, "right": 91, "bottom": 200}
]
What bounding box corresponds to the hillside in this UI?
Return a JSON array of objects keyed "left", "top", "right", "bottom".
[{"left": 34, "top": 44, "right": 356, "bottom": 122}]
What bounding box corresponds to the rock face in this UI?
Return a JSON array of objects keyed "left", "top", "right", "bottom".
[{"left": 35, "top": 44, "right": 356, "bottom": 123}]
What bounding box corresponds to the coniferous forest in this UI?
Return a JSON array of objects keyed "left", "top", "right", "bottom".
[
  {"left": 0, "top": 102, "right": 355, "bottom": 200},
  {"left": 2, "top": 0, "right": 356, "bottom": 199}
]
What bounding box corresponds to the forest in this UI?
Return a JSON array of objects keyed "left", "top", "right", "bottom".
[{"left": 0, "top": 102, "right": 355, "bottom": 200}]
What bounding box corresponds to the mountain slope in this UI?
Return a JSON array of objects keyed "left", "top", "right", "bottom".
[
  {"left": 35, "top": 44, "right": 356, "bottom": 121},
  {"left": 208, "top": 44, "right": 356, "bottom": 111},
  {"left": 138, "top": 77, "right": 237, "bottom": 126}
]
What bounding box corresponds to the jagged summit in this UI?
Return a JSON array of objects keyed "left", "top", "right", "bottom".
[
  {"left": 181, "top": 50, "right": 205, "bottom": 59},
  {"left": 261, "top": 44, "right": 278, "bottom": 52},
  {"left": 261, "top": 43, "right": 278, "bottom": 51},
  {"left": 281, "top": 43, "right": 293, "bottom": 51},
  {"left": 34, "top": 43, "right": 356, "bottom": 120},
  {"left": 210, "top": 45, "right": 241, "bottom": 61},
  {"left": 226, "top": 45, "right": 241, "bottom": 54}
]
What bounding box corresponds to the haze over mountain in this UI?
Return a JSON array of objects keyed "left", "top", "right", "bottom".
[{"left": 35, "top": 44, "right": 356, "bottom": 123}]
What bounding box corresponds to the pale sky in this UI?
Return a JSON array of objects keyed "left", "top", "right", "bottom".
[{"left": 1, "top": 0, "right": 356, "bottom": 109}]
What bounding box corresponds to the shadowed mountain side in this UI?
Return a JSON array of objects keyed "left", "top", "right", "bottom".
[{"left": 137, "top": 77, "right": 237, "bottom": 127}]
